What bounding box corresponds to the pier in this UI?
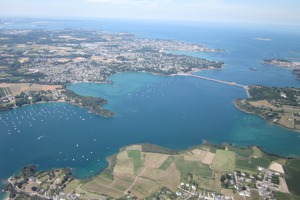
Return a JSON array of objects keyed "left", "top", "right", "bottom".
[{"left": 177, "top": 74, "right": 251, "bottom": 97}]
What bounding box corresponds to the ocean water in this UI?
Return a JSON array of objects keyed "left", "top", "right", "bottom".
[{"left": 1, "top": 19, "right": 300, "bottom": 199}]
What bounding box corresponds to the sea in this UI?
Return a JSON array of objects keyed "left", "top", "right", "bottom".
[{"left": 1, "top": 19, "right": 300, "bottom": 199}]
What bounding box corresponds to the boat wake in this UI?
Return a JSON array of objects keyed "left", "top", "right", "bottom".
[{"left": 37, "top": 135, "right": 49, "bottom": 140}]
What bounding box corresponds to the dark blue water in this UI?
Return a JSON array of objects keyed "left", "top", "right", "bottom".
[{"left": 1, "top": 19, "right": 300, "bottom": 199}]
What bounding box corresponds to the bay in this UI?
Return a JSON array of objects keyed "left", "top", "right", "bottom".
[{"left": 1, "top": 19, "right": 300, "bottom": 199}]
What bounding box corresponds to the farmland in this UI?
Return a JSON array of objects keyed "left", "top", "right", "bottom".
[
  {"left": 211, "top": 150, "right": 236, "bottom": 171},
  {"left": 5, "top": 143, "right": 300, "bottom": 200}
]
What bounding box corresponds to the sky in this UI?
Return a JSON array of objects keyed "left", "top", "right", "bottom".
[{"left": 1, "top": 0, "right": 300, "bottom": 25}]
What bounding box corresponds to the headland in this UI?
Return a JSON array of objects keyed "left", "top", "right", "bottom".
[
  {"left": 264, "top": 59, "right": 300, "bottom": 80},
  {"left": 234, "top": 85, "right": 300, "bottom": 132},
  {"left": 3, "top": 143, "right": 300, "bottom": 200},
  {"left": 0, "top": 83, "right": 113, "bottom": 117}
]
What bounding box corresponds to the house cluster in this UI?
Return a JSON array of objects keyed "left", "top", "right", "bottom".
[
  {"left": 174, "top": 165, "right": 286, "bottom": 200},
  {"left": 0, "top": 96, "right": 14, "bottom": 104},
  {"left": 176, "top": 182, "right": 231, "bottom": 200},
  {"left": 256, "top": 167, "right": 282, "bottom": 199}
]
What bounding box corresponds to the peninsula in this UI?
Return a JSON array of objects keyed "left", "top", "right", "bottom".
[
  {"left": 264, "top": 59, "right": 300, "bottom": 80},
  {"left": 4, "top": 143, "right": 300, "bottom": 200},
  {"left": 0, "top": 28, "right": 224, "bottom": 116},
  {"left": 0, "top": 83, "right": 113, "bottom": 117},
  {"left": 234, "top": 85, "right": 300, "bottom": 131},
  {"left": 0, "top": 29, "right": 224, "bottom": 84}
]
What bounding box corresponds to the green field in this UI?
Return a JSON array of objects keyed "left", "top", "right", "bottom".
[
  {"left": 175, "top": 156, "right": 213, "bottom": 178},
  {"left": 236, "top": 155, "right": 272, "bottom": 172},
  {"left": 252, "top": 146, "right": 263, "bottom": 157},
  {"left": 236, "top": 159, "right": 257, "bottom": 172},
  {"left": 274, "top": 192, "right": 300, "bottom": 200},
  {"left": 211, "top": 150, "right": 236, "bottom": 171},
  {"left": 0, "top": 88, "right": 5, "bottom": 98},
  {"left": 199, "top": 144, "right": 218, "bottom": 153},
  {"left": 227, "top": 146, "right": 253, "bottom": 157},
  {"left": 0, "top": 88, "right": 6, "bottom": 97},
  {"left": 251, "top": 157, "right": 272, "bottom": 168},
  {"left": 285, "top": 159, "right": 300, "bottom": 196},
  {"left": 127, "top": 150, "right": 143, "bottom": 173},
  {"left": 198, "top": 177, "right": 219, "bottom": 191},
  {"left": 159, "top": 156, "right": 175, "bottom": 170}
]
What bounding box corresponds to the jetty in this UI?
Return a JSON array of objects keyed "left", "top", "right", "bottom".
[{"left": 176, "top": 74, "right": 251, "bottom": 97}]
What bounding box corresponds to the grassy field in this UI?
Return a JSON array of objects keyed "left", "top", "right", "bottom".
[
  {"left": 81, "top": 179, "right": 124, "bottom": 198},
  {"left": 252, "top": 146, "right": 263, "bottom": 158},
  {"left": 143, "top": 152, "right": 169, "bottom": 169},
  {"left": 199, "top": 144, "right": 218, "bottom": 153},
  {"left": 227, "top": 146, "right": 253, "bottom": 157},
  {"left": 197, "top": 177, "right": 219, "bottom": 191},
  {"left": 285, "top": 159, "right": 300, "bottom": 196},
  {"left": 0, "top": 88, "right": 6, "bottom": 97},
  {"left": 175, "top": 156, "right": 213, "bottom": 178},
  {"left": 236, "top": 158, "right": 257, "bottom": 172},
  {"left": 159, "top": 156, "right": 175, "bottom": 170},
  {"left": 131, "top": 178, "right": 160, "bottom": 198},
  {"left": 0, "top": 83, "right": 62, "bottom": 96},
  {"left": 127, "top": 150, "right": 143, "bottom": 173},
  {"left": 274, "top": 192, "right": 300, "bottom": 200},
  {"left": 235, "top": 148, "right": 273, "bottom": 172},
  {"left": 211, "top": 150, "right": 236, "bottom": 171},
  {"left": 251, "top": 157, "right": 272, "bottom": 168}
]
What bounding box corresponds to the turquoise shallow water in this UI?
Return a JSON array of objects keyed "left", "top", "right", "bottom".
[
  {"left": 1, "top": 19, "right": 300, "bottom": 199},
  {"left": 1, "top": 72, "right": 299, "bottom": 184}
]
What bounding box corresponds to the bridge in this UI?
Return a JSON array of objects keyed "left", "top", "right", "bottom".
[{"left": 176, "top": 74, "right": 251, "bottom": 97}]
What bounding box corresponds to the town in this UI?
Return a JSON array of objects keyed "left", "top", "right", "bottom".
[{"left": 0, "top": 29, "right": 224, "bottom": 84}]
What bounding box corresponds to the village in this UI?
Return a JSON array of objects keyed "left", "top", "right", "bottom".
[{"left": 175, "top": 164, "right": 286, "bottom": 200}]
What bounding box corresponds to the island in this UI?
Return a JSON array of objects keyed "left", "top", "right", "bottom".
[
  {"left": 3, "top": 143, "right": 300, "bottom": 200},
  {"left": 264, "top": 59, "right": 300, "bottom": 80},
  {"left": 234, "top": 85, "right": 300, "bottom": 131},
  {"left": 0, "top": 83, "right": 113, "bottom": 117}
]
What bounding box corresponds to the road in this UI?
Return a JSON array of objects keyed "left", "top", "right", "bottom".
[{"left": 176, "top": 74, "right": 251, "bottom": 97}]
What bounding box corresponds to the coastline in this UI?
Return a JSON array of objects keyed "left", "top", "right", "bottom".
[
  {"left": 233, "top": 100, "right": 300, "bottom": 133},
  {"left": 1, "top": 192, "right": 8, "bottom": 200},
  {"left": 0, "top": 89, "right": 114, "bottom": 118},
  {"left": 4, "top": 142, "right": 300, "bottom": 199},
  {"left": 0, "top": 68, "right": 223, "bottom": 116},
  {"left": 263, "top": 59, "right": 300, "bottom": 69}
]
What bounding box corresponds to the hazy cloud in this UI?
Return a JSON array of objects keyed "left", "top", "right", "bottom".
[{"left": 0, "top": 0, "right": 299, "bottom": 25}]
